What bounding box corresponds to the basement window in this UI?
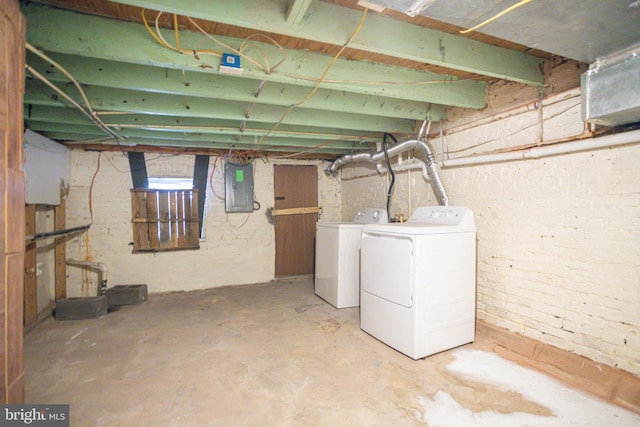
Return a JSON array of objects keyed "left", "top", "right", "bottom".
[
  {"left": 131, "top": 180, "right": 200, "bottom": 252},
  {"left": 147, "top": 177, "right": 193, "bottom": 190}
]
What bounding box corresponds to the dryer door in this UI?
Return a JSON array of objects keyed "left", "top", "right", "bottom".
[{"left": 361, "top": 232, "right": 413, "bottom": 308}]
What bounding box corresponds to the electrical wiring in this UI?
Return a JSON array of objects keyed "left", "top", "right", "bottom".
[
  {"left": 83, "top": 152, "right": 98, "bottom": 295},
  {"left": 294, "top": 9, "right": 368, "bottom": 106},
  {"left": 25, "top": 64, "right": 120, "bottom": 140},
  {"left": 270, "top": 72, "right": 483, "bottom": 86},
  {"left": 103, "top": 122, "right": 377, "bottom": 142},
  {"left": 89, "top": 152, "right": 101, "bottom": 223},
  {"left": 248, "top": 131, "right": 385, "bottom": 160},
  {"left": 382, "top": 133, "right": 396, "bottom": 221},
  {"left": 239, "top": 33, "right": 287, "bottom": 73},
  {"left": 226, "top": 213, "right": 251, "bottom": 228},
  {"left": 460, "top": 0, "right": 535, "bottom": 34},
  {"left": 444, "top": 102, "right": 580, "bottom": 155},
  {"left": 104, "top": 154, "right": 134, "bottom": 173},
  {"left": 142, "top": 9, "right": 288, "bottom": 76},
  {"left": 94, "top": 111, "right": 138, "bottom": 115},
  {"left": 74, "top": 137, "right": 115, "bottom": 144},
  {"left": 25, "top": 50, "right": 128, "bottom": 154},
  {"left": 26, "top": 43, "right": 96, "bottom": 116},
  {"left": 141, "top": 9, "right": 222, "bottom": 58},
  {"left": 185, "top": 16, "right": 271, "bottom": 73},
  {"left": 258, "top": 8, "right": 368, "bottom": 145},
  {"left": 209, "top": 156, "right": 225, "bottom": 200},
  {"left": 141, "top": 9, "right": 479, "bottom": 96},
  {"left": 173, "top": 13, "right": 180, "bottom": 50}
]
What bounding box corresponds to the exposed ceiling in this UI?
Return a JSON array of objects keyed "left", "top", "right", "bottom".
[
  {"left": 21, "top": 0, "right": 628, "bottom": 159},
  {"left": 369, "top": 0, "right": 640, "bottom": 64}
]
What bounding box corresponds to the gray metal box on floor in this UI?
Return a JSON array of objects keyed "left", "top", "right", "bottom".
[
  {"left": 107, "top": 284, "right": 148, "bottom": 306},
  {"left": 55, "top": 296, "right": 108, "bottom": 320}
]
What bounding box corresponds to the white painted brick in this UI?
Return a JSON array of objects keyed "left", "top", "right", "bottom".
[
  {"left": 342, "top": 89, "right": 640, "bottom": 375},
  {"left": 65, "top": 153, "right": 339, "bottom": 295}
]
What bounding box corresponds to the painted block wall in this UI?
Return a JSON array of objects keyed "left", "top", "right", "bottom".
[
  {"left": 65, "top": 151, "right": 340, "bottom": 295},
  {"left": 341, "top": 90, "right": 640, "bottom": 376}
]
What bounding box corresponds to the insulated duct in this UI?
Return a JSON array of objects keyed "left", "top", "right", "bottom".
[{"left": 327, "top": 137, "right": 448, "bottom": 206}]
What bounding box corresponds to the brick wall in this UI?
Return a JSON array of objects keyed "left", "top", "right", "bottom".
[
  {"left": 65, "top": 153, "right": 339, "bottom": 294},
  {"left": 341, "top": 89, "right": 640, "bottom": 376}
]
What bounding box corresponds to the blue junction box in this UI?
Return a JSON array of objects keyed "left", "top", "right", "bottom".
[{"left": 222, "top": 53, "right": 241, "bottom": 68}]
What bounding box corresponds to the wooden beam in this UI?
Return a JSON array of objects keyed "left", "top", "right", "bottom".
[
  {"left": 23, "top": 4, "right": 487, "bottom": 108},
  {"left": 26, "top": 52, "right": 439, "bottom": 121},
  {"left": 104, "top": 0, "right": 544, "bottom": 85},
  {"left": 54, "top": 195, "right": 66, "bottom": 301},
  {"left": 62, "top": 143, "right": 340, "bottom": 160},
  {"left": 286, "top": 0, "right": 313, "bottom": 24},
  {"left": 24, "top": 205, "right": 37, "bottom": 330},
  {"left": 273, "top": 206, "right": 320, "bottom": 216},
  {"left": 23, "top": 80, "right": 418, "bottom": 134}
]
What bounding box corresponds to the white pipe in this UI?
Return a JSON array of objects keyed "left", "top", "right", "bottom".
[
  {"left": 66, "top": 259, "right": 108, "bottom": 295},
  {"left": 442, "top": 129, "right": 640, "bottom": 168}
]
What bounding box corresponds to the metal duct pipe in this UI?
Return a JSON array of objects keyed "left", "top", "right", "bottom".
[
  {"left": 328, "top": 137, "right": 448, "bottom": 206},
  {"left": 66, "top": 259, "right": 108, "bottom": 296},
  {"left": 376, "top": 161, "right": 430, "bottom": 181}
]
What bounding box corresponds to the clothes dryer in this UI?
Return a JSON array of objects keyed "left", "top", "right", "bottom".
[{"left": 360, "top": 206, "right": 476, "bottom": 359}]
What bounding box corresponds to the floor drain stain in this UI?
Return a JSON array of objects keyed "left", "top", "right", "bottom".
[{"left": 318, "top": 319, "right": 341, "bottom": 333}]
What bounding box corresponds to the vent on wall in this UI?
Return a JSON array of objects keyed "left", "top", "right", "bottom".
[{"left": 582, "top": 44, "right": 640, "bottom": 127}]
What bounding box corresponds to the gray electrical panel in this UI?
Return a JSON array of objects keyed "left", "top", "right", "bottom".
[{"left": 224, "top": 163, "right": 254, "bottom": 213}]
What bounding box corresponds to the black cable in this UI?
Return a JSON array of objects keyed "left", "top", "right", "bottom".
[{"left": 383, "top": 133, "right": 395, "bottom": 221}]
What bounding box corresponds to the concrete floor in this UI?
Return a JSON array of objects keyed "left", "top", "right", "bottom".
[{"left": 25, "top": 276, "right": 640, "bottom": 426}]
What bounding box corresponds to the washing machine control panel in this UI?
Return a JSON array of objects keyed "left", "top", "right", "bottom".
[
  {"left": 408, "top": 206, "right": 475, "bottom": 228},
  {"left": 353, "top": 208, "right": 389, "bottom": 224}
]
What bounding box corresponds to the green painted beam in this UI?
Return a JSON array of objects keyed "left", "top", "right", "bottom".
[
  {"left": 105, "top": 0, "right": 544, "bottom": 85},
  {"left": 24, "top": 106, "right": 384, "bottom": 142},
  {"left": 286, "top": 0, "right": 313, "bottom": 24},
  {"left": 26, "top": 52, "right": 439, "bottom": 120},
  {"left": 26, "top": 120, "right": 371, "bottom": 149},
  {"left": 41, "top": 132, "right": 364, "bottom": 155},
  {"left": 23, "top": 4, "right": 485, "bottom": 109},
  {"left": 24, "top": 79, "right": 415, "bottom": 133}
]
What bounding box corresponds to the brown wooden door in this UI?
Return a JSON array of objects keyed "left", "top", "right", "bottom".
[
  {"left": 274, "top": 165, "right": 318, "bottom": 276},
  {"left": 1, "top": 0, "right": 26, "bottom": 404}
]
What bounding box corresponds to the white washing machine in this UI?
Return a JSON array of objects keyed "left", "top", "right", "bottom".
[
  {"left": 315, "top": 208, "right": 388, "bottom": 308},
  {"left": 360, "top": 206, "right": 476, "bottom": 359}
]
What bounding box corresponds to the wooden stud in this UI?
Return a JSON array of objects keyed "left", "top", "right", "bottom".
[
  {"left": 54, "top": 196, "right": 66, "bottom": 300},
  {"left": 23, "top": 205, "right": 37, "bottom": 329}
]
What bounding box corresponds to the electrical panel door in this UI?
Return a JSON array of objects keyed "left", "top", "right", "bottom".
[{"left": 224, "top": 163, "right": 254, "bottom": 212}]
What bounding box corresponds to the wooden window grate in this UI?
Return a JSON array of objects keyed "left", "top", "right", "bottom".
[{"left": 131, "top": 189, "right": 200, "bottom": 252}]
